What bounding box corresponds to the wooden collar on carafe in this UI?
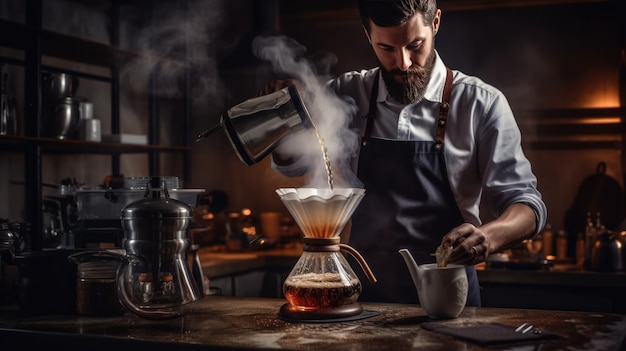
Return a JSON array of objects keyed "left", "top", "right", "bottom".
[{"left": 303, "top": 237, "right": 341, "bottom": 252}]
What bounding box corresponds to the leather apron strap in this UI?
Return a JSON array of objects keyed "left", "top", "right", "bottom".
[
  {"left": 361, "top": 72, "right": 380, "bottom": 147},
  {"left": 434, "top": 67, "right": 453, "bottom": 151}
]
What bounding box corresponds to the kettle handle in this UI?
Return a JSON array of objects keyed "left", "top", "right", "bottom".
[
  {"left": 116, "top": 255, "right": 183, "bottom": 320},
  {"left": 339, "top": 243, "right": 377, "bottom": 284}
]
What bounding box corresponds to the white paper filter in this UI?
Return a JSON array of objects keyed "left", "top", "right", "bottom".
[{"left": 275, "top": 188, "right": 365, "bottom": 238}]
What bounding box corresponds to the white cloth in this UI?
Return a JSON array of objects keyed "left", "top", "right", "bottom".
[{"left": 272, "top": 51, "right": 547, "bottom": 234}]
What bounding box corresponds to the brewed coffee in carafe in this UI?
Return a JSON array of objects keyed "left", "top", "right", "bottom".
[{"left": 276, "top": 188, "right": 376, "bottom": 320}]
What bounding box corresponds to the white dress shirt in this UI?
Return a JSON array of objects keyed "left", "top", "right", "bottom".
[{"left": 273, "top": 51, "right": 547, "bottom": 234}]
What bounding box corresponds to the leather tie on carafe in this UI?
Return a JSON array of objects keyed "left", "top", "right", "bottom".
[{"left": 303, "top": 237, "right": 377, "bottom": 283}]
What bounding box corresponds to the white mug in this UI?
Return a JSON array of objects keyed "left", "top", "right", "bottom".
[{"left": 80, "top": 118, "right": 101, "bottom": 142}]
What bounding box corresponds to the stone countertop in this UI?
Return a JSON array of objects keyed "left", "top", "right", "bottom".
[{"left": 0, "top": 296, "right": 625, "bottom": 350}]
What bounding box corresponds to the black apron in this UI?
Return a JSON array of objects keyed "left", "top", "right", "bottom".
[{"left": 350, "top": 68, "right": 481, "bottom": 306}]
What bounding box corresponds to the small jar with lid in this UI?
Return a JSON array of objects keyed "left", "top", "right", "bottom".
[{"left": 76, "top": 261, "right": 125, "bottom": 316}]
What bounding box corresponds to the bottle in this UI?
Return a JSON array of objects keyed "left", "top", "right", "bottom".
[
  {"left": 528, "top": 231, "right": 543, "bottom": 262},
  {"left": 0, "top": 68, "right": 17, "bottom": 136},
  {"left": 595, "top": 211, "right": 602, "bottom": 229},
  {"left": 584, "top": 212, "right": 596, "bottom": 268},
  {"left": 542, "top": 224, "right": 553, "bottom": 258},
  {"left": 225, "top": 212, "right": 243, "bottom": 251},
  {"left": 576, "top": 233, "right": 586, "bottom": 268},
  {"left": 556, "top": 229, "right": 568, "bottom": 260}
]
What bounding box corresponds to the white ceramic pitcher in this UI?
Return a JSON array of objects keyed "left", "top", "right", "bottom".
[{"left": 399, "top": 248, "right": 468, "bottom": 319}]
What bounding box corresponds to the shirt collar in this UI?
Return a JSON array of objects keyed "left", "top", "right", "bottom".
[
  {"left": 423, "top": 50, "right": 447, "bottom": 103},
  {"left": 376, "top": 50, "right": 447, "bottom": 105}
]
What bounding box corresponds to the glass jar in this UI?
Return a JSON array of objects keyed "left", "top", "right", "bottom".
[{"left": 76, "top": 261, "right": 124, "bottom": 316}]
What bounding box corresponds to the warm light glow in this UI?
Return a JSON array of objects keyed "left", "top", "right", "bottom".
[
  {"left": 579, "top": 72, "right": 620, "bottom": 108},
  {"left": 582, "top": 93, "right": 620, "bottom": 109},
  {"left": 523, "top": 134, "right": 622, "bottom": 142},
  {"left": 530, "top": 117, "right": 621, "bottom": 125},
  {"left": 241, "top": 208, "right": 252, "bottom": 216},
  {"left": 579, "top": 117, "right": 621, "bottom": 124}
]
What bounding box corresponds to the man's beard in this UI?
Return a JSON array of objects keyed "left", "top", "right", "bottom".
[{"left": 380, "top": 49, "right": 435, "bottom": 105}]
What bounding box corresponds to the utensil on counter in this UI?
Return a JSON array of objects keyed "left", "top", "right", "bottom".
[
  {"left": 515, "top": 322, "right": 540, "bottom": 334},
  {"left": 196, "top": 85, "right": 312, "bottom": 165}
]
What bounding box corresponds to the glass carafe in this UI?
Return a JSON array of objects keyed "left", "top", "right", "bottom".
[{"left": 276, "top": 188, "right": 376, "bottom": 320}]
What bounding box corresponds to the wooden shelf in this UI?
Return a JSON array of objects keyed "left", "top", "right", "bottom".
[
  {"left": 0, "top": 1, "right": 193, "bottom": 251},
  {"left": 0, "top": 18, "right": 188, "bottom": 69},
  {"left": 516, "top": 107, "right": 625, "bottom": 149},
  {"left": 0, "top": 135, "right": 191, "bottom": 154}
]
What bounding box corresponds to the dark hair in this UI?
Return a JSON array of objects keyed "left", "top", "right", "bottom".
[{"left": 358, "top": 0, "right": 438, "bottom": 32}]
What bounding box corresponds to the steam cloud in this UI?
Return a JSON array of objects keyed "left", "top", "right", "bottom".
[
  {"left": 121, "top": 1, "right": 228, "bottom": 102},
  {"left": 252, "top": 36, "right": 363, "bottom": 189},
  {"left": 117, "top": 1, "right": 362, "bottom": 189}
]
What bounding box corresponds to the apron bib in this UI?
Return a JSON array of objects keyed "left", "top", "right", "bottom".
[{"left": 350, "top": 68, "right": 481, "bottom": 305}]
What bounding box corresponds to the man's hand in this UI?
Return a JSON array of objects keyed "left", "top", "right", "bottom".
[
  {"left": 440, "top": 203, "right": 537, "bottom": 265},
  {"left": 441, "top": 223, "right": 489, "bottom": 265}
]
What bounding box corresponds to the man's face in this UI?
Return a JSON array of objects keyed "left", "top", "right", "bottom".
[{"left": 366, "top": 11, "right": 440, "bottom": 104}]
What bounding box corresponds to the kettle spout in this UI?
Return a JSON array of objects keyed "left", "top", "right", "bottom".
[
  {"left": 399, "top": 248, "right": 422, "bottom": 290},
  {"left": 195, "top": 121, "right": 223, "bottom": 142}
]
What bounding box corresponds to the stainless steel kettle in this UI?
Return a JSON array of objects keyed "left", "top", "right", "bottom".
[
  {"left": 196, "top": 85, "right": 312, "bottom": 165},
  {"left": 591, "top": 231, "right": 623, "bottom": 272}
]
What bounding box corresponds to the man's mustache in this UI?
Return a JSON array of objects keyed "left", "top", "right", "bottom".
[{"left": 389, "top": 67, "right": 422, "bottom": 77}]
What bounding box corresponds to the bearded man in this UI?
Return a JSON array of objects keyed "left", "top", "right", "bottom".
[{"left": 271, "top": 0, "right": 546, "bottom": 306}]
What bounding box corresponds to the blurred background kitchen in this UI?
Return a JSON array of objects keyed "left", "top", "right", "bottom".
[{"left": 0, "top": 0, "right": 625, "bottom": 312}]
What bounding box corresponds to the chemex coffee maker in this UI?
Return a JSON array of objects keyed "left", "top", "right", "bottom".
[
  {"left": 71, "top": 176, "right": 202, "bottom": 319},
  {"left": 276, "top": 188, "right": 377, "bottom": 321}
]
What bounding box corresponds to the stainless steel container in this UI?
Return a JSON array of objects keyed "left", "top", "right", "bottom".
[
  {"left": 42, "top": 71, "right": 79, "bottom": 98},
  {"left": 41, "top": 97, "right": 81, "bottom": 139}
]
